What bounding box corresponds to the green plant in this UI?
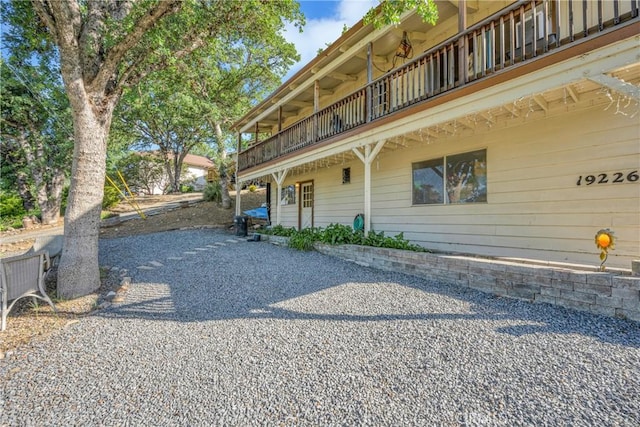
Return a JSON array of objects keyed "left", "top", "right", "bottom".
[
  {"left": 363, "top": 230, "right": 426, "bottom": 252},
  {"left": 288, "top": 227, "right": 320, "bottom": 251},
  {"left": 0, "top": 191, "right": 45, "bottom": 231},
  {"left": 319, "top": 223, "right": 362, "bottom": 245},
  {"left": 101, "top": 211, "right": 118, "bottom": 220},
  {"left": 263, "top": 224, "right": 297, "bottom": 237},
  {"left": 248, "top": 184, "right": 257, "bottom": 192},
  {"left": 261, "top": 222, "right": 427, "bottom": 253},
  {"left": 0, "top": 216, "right": 24, "bottom": 231},
  {"left": 203, "top": 182, "right": 222, "bottom": 202},
  {"left": 180, "top": 184, "right": 194, "bottom": 193},
  {"left": 0, "top": 191, "right": 26, "bottom": 217},
  {"left": 102, "top": 184, "right": 121, "bottom": 209}
]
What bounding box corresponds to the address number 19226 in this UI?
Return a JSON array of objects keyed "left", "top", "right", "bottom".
[{"left": 577, "top": 170, "right": 639, "bottom": 186}]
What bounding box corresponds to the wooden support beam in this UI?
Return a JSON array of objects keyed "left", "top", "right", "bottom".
[
  {"left": 503, "top": 105, "right": 520, "bottom": 117},
  {"left": 236, "top": 133, "right": 242, "bottom": 216},
  {"left": 271, "top": 169, "right": 289, "bottom": 226},
  {"left": 352, "top": 140, "right": 386, "bottom": 235},
  {"left": 456, "top": 117, "right": 475, "bottom": 129},
  {"left": 287, "top": 100, "right": 310, "bottom": 108},
  {"left": 566, "top": 85, "right": 580, "bottom": 103},
  {"left": 588, "top": 74, "right": 640, "bottom": 99},
  {"left": 314, "top": 80, "right": 320, "bottom": 113},
  {"left": 328, "top": 72, "right": 358, "bottom": 82},
  {"left": 458, "top": 0, "right": 468, "bottom": 86},
  {"left": 479, "top": 111, "right": 495, "bottom": 123},
  {"left": 533, "top": 94, "right": 549, "bottom": 112},
  {"left": 403, "top": 133, "right": 422, "bottom": 143}
]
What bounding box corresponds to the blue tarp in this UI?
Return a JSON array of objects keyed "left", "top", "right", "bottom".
[{"left": 243, "top": 206, "right": 268, "bottom": 220}]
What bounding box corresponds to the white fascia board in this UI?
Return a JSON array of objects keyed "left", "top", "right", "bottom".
[{"left": 239, "top": 37, "right": 639, "bottom": 182}]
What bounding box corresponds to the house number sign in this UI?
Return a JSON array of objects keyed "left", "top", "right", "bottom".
[{"left": 576, "top": 170, "right": 639, "bottom": 186}]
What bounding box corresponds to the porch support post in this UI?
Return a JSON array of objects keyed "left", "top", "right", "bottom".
[
  {"left": 313, "top": 80, "right": 320, "bottom": 142},
  {"left": 366, "top": 42, "right": 373, "bottom": 122},
  {"left": 271, "top": 168, "right": 289, "bottom": 225},
  {"left": 235, "top": 134, "right": 242, "bottom": 216},
  {"left": 352, "top": 140, "right": 386, "bottom": 235},
  {"left": 235, "top": 179, "right": 242, "bottom": 216},
  {"left": 458, "top": 0, "right": 468, "bottom": 84},
  {"left": 254, "top": 122, "right": 259, "bottom": 145}
]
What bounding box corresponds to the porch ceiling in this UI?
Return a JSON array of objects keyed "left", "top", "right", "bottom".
[
  {"left": 240, "top": 63, "right": 640, "bottom": 184},
  {"left": 235, "top": 1, "right": 461, "bottom": 134}
]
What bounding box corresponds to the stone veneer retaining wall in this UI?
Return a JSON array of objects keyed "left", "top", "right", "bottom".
[{"left": 260, "top": 234, "right": 640, "bottom": 322}]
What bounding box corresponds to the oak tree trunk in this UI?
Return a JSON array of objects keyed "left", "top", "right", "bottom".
[
  {"left": 215, "top": 122, "right": 231, "bottom": 209},
  {"left": 15, "top": 169, "right": 36, "bottom": 212},
  {"left": 37, "top": 169, "right": 65, "bottom": 225},
  {"left": 15, "top": 130, "right": 65, "bottom": 224},
  {"left": 57, "top": 90, "right": 113, "bottom": 299}
]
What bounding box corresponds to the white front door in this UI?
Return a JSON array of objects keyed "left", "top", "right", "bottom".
[{"left": 299, "top": 181, "right": 314, "bottom": 229}]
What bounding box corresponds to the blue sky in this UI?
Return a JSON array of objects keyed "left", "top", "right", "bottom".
[{"left": 282, "top": 0, "right": 378, "bottom": 81}]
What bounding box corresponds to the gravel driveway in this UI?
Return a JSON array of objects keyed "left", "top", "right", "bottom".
[{"left": 1, "top": 229, "right": 639, "bottom": 426}]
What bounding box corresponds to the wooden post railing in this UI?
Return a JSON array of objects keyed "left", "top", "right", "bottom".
[{"left": 237, "top": 0, "right": 638, "bottom": 172}]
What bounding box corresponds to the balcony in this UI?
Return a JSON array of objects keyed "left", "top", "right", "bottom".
[{"left": 238, "top": 0, "right": 639, "bottom": 173}]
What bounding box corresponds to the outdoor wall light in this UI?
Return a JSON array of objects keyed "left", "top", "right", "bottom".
[{"left": 395, "top": 31, "right": 413, "bottom": 59}]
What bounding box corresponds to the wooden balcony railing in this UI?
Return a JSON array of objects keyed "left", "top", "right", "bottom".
[{"left": 238, "top": 0, "right": 639, "bottom": 172}]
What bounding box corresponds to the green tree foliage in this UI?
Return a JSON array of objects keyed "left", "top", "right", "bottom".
[
  {"left": 108, "top": 152, "right": 166, "bottom": 196},
  {"left": 0, "top": 53, "right": 73, "bottom": 224},
  {"left": 113, "top": 76, "right": 209, "bottom": 193},
  {"left": 364, "top": 0, "right": 438, "bottom": 28},
  {"left": 112, "top": 22, "right": 300, "bottom": 200},
  {"left": 4, "top": 0, "right": 304, "bottom": 298}
]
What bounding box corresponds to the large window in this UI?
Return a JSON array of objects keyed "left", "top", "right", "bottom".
[{"left": 413, "top": 149, "right": 487, "bottom": 205}]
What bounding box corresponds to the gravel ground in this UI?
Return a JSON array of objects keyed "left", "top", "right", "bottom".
[{"left": 1, "top": 229, "right": 639, "bottom": 426}]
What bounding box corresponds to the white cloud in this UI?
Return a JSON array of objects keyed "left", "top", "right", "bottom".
[{"left": 282, "top": 0, "right": 378, "bottom": 82}]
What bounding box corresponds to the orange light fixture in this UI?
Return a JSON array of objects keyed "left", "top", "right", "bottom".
[
  {"left": 595, "top": 228, "right": 615, "bottom": 271},
  {"left": 596, "top": 233, "right": 611, "bottom": 249}
]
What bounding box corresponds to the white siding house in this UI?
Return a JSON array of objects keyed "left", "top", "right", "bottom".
[
  {"left": 148, "top": 153, "right": 214, "bottom": 194},
  {"left": 234, "top": 1, "right": 640, "bottom": 269}
]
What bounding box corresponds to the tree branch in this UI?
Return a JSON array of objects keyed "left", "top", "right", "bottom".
[
  {"left": 41, "top": 0, "right": 82, "bottom": 54},
  {"left": 87, "top": 1, "right": 181, "bottom": 93},
  {"left": 123, "top": 34, "right": 207, "bottom": 89},
  {"left": 30, "top": 0, "right": 60, "bottom": 45}
]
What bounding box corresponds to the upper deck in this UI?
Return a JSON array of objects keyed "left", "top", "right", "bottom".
[{"left": 236, "top": 0, "right": 639, "bottom": 174}]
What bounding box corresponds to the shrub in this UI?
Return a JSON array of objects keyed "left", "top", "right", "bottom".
[
  {"left": 180, "top": 184, "right": 194, "bottom": 193},
  {"left": 0, "top": 192, "right": 26, "bottom": 217},
  {"left": 319, "top": 223, "right": 363, "bottom": 245},
  {"left": 288, "top": 227, "right": 320, "bottom": 251},
  {"left": 0, "top": 191, "right": 42, "bottom": 231},
  {"left": 262, "top": 224, "right": 297, "bottom": 237},
  {"left": 248, "top": 184, "right": 257, "bottom": 192},
  {"left": 102, "top": 185, "right": 121, "bottom": 209},
  {"left": 262, "top": 222, "right": 427, "bottom": 253},
  {"left": 203, "top": 182, "right": 222, "bottom": 202}
]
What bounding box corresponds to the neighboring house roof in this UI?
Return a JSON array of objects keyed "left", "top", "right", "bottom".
[
  {"left": 137, "top": 151, "right": 214, "bottom": 169},
  {"left": 182, "top": 153, "right": 214, "bottom": 169}
]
